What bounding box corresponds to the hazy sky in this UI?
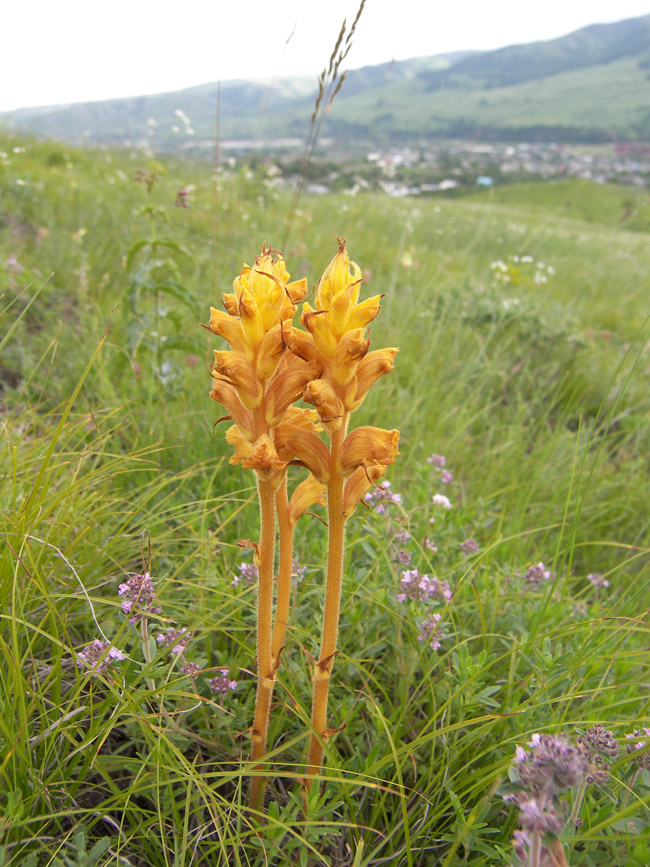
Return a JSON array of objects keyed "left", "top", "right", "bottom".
[{"left": 2, "top": 0, "right": 649, "bottom": 111}]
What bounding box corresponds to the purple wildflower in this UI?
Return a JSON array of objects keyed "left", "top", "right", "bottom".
[
  {"left": 460, "top": 538, "right": 479, "bottom": 555},
  {"left": 577, "top": 724, "right": 619, "bottom": 784},
  {"left": 516, "top": 734, "right": 589, "bottom": 795},
  {"left": 394, "top": 530, "right": 411, "bottom": 545},
  {"left": 76, "top": 639, "right": 125, "bottom": 677},
  {"left": 625, "top": 728, "right": 650, "bottom": 770},
  {"left": 424, "top": 537, "right": 438, "bottom": 553},
  {"left": 156, "top": 627, "right": 191, "bottom": 655},
  {"left": 432, "top": 493, "right": 452, "bottom": 509},
  {"left": 397, "top": 549, "right": 412, "bottom": 565},
  {"left": 440, "top": 470, "right": 454, "bottom": 484},
  {"left": 118, "top": 572, "right": 161, "bottom": 623},
  {"left": 364, "top": 480, "right": 402, "bottom": 514},
  {"left": 417, "top": 612, "right": 445, "bottom": 650},
  {"left": 174, "top": 186, "right": 191, "bottom": 207},
  {"left": 524, "top": 562, "right": 552, "bottom": 586},
  {"left": 291, "top": 558, "right": 307, "bottom": 582},
  {"left": 181, "top": 660, "right": 200, "bottom": 679},
  {"left": 397, "top": 569, "right": 452, "bottom": 604},
  {"left": 586, "top": 572, "right": 610, "bottom": 589},
  {"left": 232, "top": 561, "right": 258, "bottom": 586},
  {"left": 207, "top": 669, "right": 238, "bottom": 696},
  {"left": 427, "top": 454, "right": 446, "bottom": 468}
]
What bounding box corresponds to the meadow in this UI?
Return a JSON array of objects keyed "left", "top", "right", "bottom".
[{"left": 1, "top": 132, "right": 649, "bottom": 866}]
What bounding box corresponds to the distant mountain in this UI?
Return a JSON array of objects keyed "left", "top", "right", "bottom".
[{"left": 3, "top": 16, "right": 650, "bottom": 147}]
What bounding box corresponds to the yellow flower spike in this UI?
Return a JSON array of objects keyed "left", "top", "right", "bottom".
[
  {"left": 338, "top": 426, "right": 400, "bottom": 476},
  {"left": 303, "top": 379, "right": 345, "bottom": 432},
  {"left": 212, "top": 350, "right": 264, "bottom": 409},
  {"left": 208, "top": 308, "right": 252, "bottom": 359},
  {"left": 331, "top": 328, "right": 370, "bottom": 385},
  {"left": 264, "top": 354, "right": 322, "bottom": 427},
  {"left": 225, "top": 424, "right": 254, "bottom": 465},
  {"left": 209, "top": 378, "right": 255, "bottom": 440},
  {"left": 346, "top": 347, "right": 399, "bottom": 411},
  {"left": 241, "top": 434, "right": 288, "bottom": 488},
  {"left": 342, "top": 464, "right": 387, "bottom": 518},
  {"left": 288, "top": 474, "right": 327, "bottom": 528},
  {"left": 274, "top": 426, "right": 331, "bottom": 485}
]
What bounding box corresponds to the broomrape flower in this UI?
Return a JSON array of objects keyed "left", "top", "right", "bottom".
[{"left": 76, "top": 639, "right": 125, "bottom": 677}]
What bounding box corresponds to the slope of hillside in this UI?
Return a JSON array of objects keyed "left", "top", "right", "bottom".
[{"left": 2, "top": 16, "right": 650, "bottom": 146}]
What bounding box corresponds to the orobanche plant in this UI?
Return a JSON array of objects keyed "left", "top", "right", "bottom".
[{"left": 206, "top": 239, "right": 399, "bottom": 811}]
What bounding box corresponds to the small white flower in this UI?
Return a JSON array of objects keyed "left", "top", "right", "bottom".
[{"left": 432, "top": 493, "right": 452, "bottom": 509}]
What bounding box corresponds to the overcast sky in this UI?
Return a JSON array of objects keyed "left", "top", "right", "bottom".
[{"left": 2, "top": 1, "right": 649, "bottom": 112}]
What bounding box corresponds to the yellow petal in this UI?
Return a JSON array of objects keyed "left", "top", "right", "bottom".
[
  {"left": 301, "top": 302, "right": 337, "bottom": 358},
  {"left": 263, "top": 354, "right": 321, "bottom": 427},
  {"left": 303, "top": 379, "right": 345, "bottom": 432},
  {"left": 225, "top": 424, "right": 253, "bottom": 465},
  {"left": 209, "top": 378, "right": 255, "bottom": 440},
  {"left": 241, "top": 434, "right": 287, "bottom": 487},
  {"left": 288, "top": 474, "right": 327, "bottom": 527},
  {"left": 342, "top": 464, "right": 386, "bottom": 518},
  {"left": 287, "top": 277, "right": 308, "bottom": 303},
  {"left": 345, "top": 347, "right": 398, "bottom": 411},
  {"left": 213, "top": 350, "right": 263, "bottom": 409},
  {"left": 256, "top": 322, "right": 287, "bottom": 380},
  {"left": 349, "top": 295, "right": 381, "bottom": 331},
  {"left": 274, "top": 427, "right": 331, "bottom": 484},
  {"left": 286, "top": 327, "right": 323, "bottom": 366},
  {"left": 331, "top": 328, "right": 370, "bottom": 385},
  {"left": 339, "top": 426, "right": 400, "bottom": 475},
  {"left": 222, "top": 293, "right": 239, "bottom": 316},
  {"left": 208, "top": 308, "right": 251, "bottom": 358},
  {"left": 237, "top": 287, "right": 266, "bottom": 351}
]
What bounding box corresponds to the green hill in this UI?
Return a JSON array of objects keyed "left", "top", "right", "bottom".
[{"left": 3, "top": 15, "right": 650, "bottom": 146}]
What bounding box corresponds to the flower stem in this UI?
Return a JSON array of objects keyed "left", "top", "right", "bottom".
[
  {"left": 529, "top": 832, "right": 542, "bottom": 867},
  {"left": 271, "top": 476, "right": 293, "bottom": 673},
  {"left": 248, "top": 476, "right": 276, "bottom": 811},
  {"left": 304, "top": 424, "right": 346, "bottom": 793}
]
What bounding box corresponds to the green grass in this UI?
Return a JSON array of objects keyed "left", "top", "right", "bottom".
[{"left": 1, "top": 132, "right": 650, "bottom": 866}]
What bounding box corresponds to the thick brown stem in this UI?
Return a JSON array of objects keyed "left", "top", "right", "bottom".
[
  {"left": 248, "top": 476, "right": 276, "bottom": 811},
  {"left": 271, "top": 476, "right": 293, "bottom": 672},
  {"left": 305, "top": 423, "right": 347, "bottom": 792}
]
